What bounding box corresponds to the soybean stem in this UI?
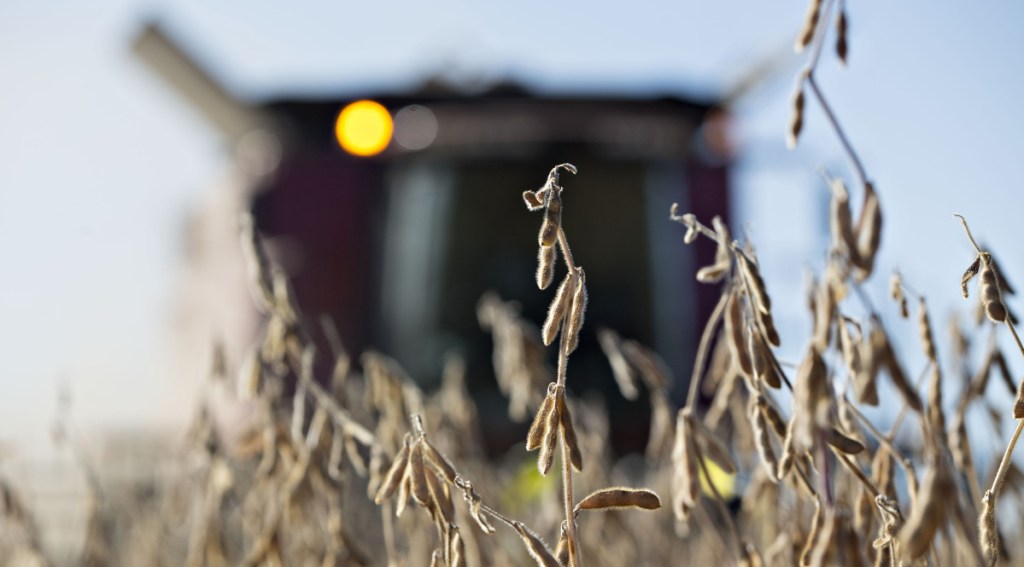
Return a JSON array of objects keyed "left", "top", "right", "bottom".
[
  {"left": 809, "top": 74, "right": 869, "bottom": 194},
  {"left": 801, "top": 0, "right": 869, "bottom": 193},
  {"left": 556, "top": 223, "right": 581, "bottom": 566},
  {"left": 954, "top": 214, "right": 982, "bottom": 254},
  {"left": 989, "top": 417, "right": 1024, "bottom": 500}
]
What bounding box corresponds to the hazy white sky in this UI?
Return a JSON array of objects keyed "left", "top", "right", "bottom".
[{"left": 2, "top": 0, "right": 1024, "bottom": 461}]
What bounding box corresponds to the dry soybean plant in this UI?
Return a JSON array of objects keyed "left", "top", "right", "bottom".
[
  {"left": 656, "top": 0, "right": 1024, "bottom": 565},
  {"left": 7, "top": 2, "right": 1024, "bottom": 566},
  {"left": 234, "top": 165, "right": 671, "bottom": 567}
]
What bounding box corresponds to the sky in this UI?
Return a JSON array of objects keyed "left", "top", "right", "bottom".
[{"left": 2, "top": 0, "right": 1024, "bottom": 465}]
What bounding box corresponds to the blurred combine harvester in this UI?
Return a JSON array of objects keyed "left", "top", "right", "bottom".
[{"left": 133, "top": 22, "right": 733, "bottom": 452}]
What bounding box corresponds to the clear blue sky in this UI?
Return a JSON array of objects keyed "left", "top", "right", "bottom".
[{"left": 2, "top": 0, "right": 1023, "bottom": 459}]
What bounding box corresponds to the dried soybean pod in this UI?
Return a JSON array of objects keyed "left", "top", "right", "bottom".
[
  {"left": 422, "top": 439, "right": 458, "bottom": 484},
  {"left": 918, "top": 298, "right": 937, "bottom": 362},
  {"left": 796, "top": 0, "right": 822, "bottom": 52},
  {"left": 758, "top": 310, "right": 782, "bottom": 347},
  {"left": 980, "top": 254, "right": 1007, "bottom": 322},
  {"left": 836, "top": 8, "right": 848, "bottom": 65},
  {"left": 883, "top": 340, "right": 924, "bottom": 413},
  {"left": 899, "top": 458, "right": 953, "bottom": 561},
  {"left": 726, "top": 290, "right": 753, "bottom": 376},
  {"left": 749, "top": 321, "right": 781, "bottom": 389},
  {"left": 672, "top": 409, "right": 700, "bottom": 520},
  {"left": 597, "top": 328, "right": 640, "bottom": 400},
  {"left": 979, "top": 490, "right": 998, "bottom": 566},
  {"left": 838, "top": 318, "right": 861, "bottom": 378},
  {"left": 426, "top": 468, "right": 454, "bottom": 524},
  {"left": 557, "top": 394, "right": 583, "bottom": 472},
  {"left": 889, "top": 271, "right": 901, "bottom": 298},
  {"left": 992, "top": 351, "right": 1017, "bottom": 395},
  {"left": 737, "top": 251, "right": 772, "bottom": 315},
  {"left": 751, "top": 397, "right": 779, "bottom": 482},
  {"left": 523, "top": 189, "right": 545, "bottom": 211},
  {"left": 527, "top": 387, "right": 557, "bottom": 451},
  {"left": 967, "top": 348, "right": 1000, "bottom": 400},
  {"left": 812, "top": 279, "right": 834, "bottom": 353},
  {"left": 962, "top": 256, "right": 981, "bottom": 298},
  {"left": 575, "top": 487, "right": 661, "bottom": 512},
  {"left": 538, "top": 388, "right": 562, "bottom": 475},
  {"left": 564, "top": 269, "right": 588, "bottom": 355},
  {"left": 620, "top": 340, "right": 671, "bottom": 391},
  {"left": 537, "top": 245, "right": 556, "bottom": 290},
  {"left": 695, "top": 260, "right": 729, "bottom": 283},
  {"left": 926, "top": 365, "right": 946, "bottom": 434},
  {"left": 374, "top": 437, "right": 411, "bottom": 504},
  {"left": 829, "top": 178, "right": 857, "bottom": 259},
  {"left": 538, "top": 188, "right": 562, "bottom": 247},
  {"left": 760, "top": 397, "right": 788, "bottom": 438},
  {"left": 542, "top": 273, "right": 577, "bottom": 345},
  {"left": 554, "top": 522, "right": 570, "bottom": 567},
  {"left": 793, "top": 347, "right": 829, "bottom": 449},
  {"left": 854, "top": 183, "right": 882, "bottom": 280},
  {"left": 872, "top": 446, "right": 895, "bottom": 499},
  {"left": 787, "top": 76, "right": 806, "bottom": 149},
  {"left": 825, "top": 427, "right": 864, "bottom": 455},
  {"left": 949, "top": 410, "right": 973, "bottom": 485},
  {"left": 646, "top": 392, "right": 674, "bottom": 462},
  {"left": 856, "top": 325, "right": 883, "bottom": 406},
  {"left": 890, "top": 272, "right": 909, "bottom": 319},
  {"left": 805, "top": 270, "right": 818, "bottom": 317},
  {"left": 992, "top": 254, "right": 1017, "bottom": 295},
  {"left": 1014, "top": 379, "right": 1024, "bottom": 419},
  {"left": 408, "top": 440, "right": 430, "bottom": 506},
  {"left": 512, "top": 521, "right": 561, "bottom": 567},
  {"left": 395, "top": 470, "right": 411, "bottom": 517}
]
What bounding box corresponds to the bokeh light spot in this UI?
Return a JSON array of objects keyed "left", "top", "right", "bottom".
[
  {"left": 393, "top": 105, "right": 438, "bottom": 151},
  {"left": 335, "top": 100, "right": 393, "bottom": 156}
]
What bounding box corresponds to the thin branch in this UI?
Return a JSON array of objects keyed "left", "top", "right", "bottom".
[
  {"left": 988, "top": 418, "right": 1024, "bottom": 499},
  {"left": 805, "top": 76, "right": 868, "bottom": 191},
  {"left": 954, "top": 214, "right": 982, "bottom": 254}
]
